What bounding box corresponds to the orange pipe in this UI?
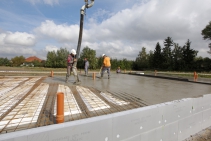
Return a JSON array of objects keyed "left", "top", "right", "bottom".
[
  {"left": 51, "top": 70, "right": 54, "bottom": 77},
  {"left": 93, "top": 72, "right": 95, "bottom": 80},
  {"left": 193, "top": 71, "right": 196, "bottom": 81},
  {"left": 155, "top": 70, "right": 157, "bottom": 76},
  {"left": 195, "top": 73, "right": 198, "bottom": 81},
  {"left": 56, "top": 92, "right": 64, "bottom": 123}
]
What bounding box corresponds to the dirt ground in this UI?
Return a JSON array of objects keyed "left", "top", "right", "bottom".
[{"left": 184, "top": 127, "right": 211, "bottom": 141}]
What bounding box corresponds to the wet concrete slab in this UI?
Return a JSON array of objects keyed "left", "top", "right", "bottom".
[
  {"left": 0, "top": 75, "right": 143, "bottom": 134},
  {"left": 45, "top": 72, "right": 211, "bottom": 106},
  {"left": 0, "top": 73, "right": 210, "bottom": 135}
]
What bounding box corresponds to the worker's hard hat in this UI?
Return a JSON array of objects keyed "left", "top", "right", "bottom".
[
  {"left": 102, "top": 54, "right": 105, "bottom": 57},
  {"left": 71, "top": 49, "right": 76, "bottom": 55}
]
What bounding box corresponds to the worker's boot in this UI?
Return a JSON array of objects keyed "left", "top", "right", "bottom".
[
  {"left": 99, "top": 73, "right": 103, "bottom": 79},
  {"left": 73, "top": 75, "right": 81, "bottom": 85},
  {"left": 65, "top": 74, "right": 69, "bottom": 83}
]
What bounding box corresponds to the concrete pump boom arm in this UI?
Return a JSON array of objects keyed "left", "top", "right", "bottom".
[
  {"left": 75, "top": 0, "right": 94, "bottom": 60},
  {"left": 81, "top": 0, "right": 94, "bottom": 14}
]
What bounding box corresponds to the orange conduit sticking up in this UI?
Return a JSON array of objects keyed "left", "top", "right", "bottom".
[
  {"left": 93, "top": 72, "right": 95, "bottom": 80},
  {"left": 193, "top": 71, "right": 196, "bottom": 81},
  {"left": 51, "top": 70, "right": 54, "bottom": 77},
  {"left": 155, "top": 70, "right": 157, "bottom": 76},
  {"left": 195, "top": 73, "right": 198, "bottom": 81},
  {"left": 56, "top": 92, "right": 64, "bottom": 123}
]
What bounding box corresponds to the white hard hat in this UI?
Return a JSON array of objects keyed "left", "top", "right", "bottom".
[
  {"left": 71, "top": 49, "right": 76, "bottom": 55},
  {"left": 102, "top": 54, "right": 105, "bottom": 57}
]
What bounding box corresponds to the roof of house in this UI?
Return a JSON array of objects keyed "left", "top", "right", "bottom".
[{"left": 25, "top": 56, "right": 42, "bottom": 62}]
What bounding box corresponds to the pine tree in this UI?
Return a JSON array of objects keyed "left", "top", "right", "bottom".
[
  {"left": 135, "top": 47, "right": 149, "bottom": 70},
  {"left": 153, "top": 42, "right": 162, "bottom": 69},
  {"left": 172, "top": 43, "right": 183, "bottom": 70},
  {"left": 201, "top": 21, "right": 211, "bottom": 55},
  {"left": 182, "top": 39, "right": 198, "bottom": 70},
  {"left": 162, "top": 37, "right": 174, "bottom": 70}
]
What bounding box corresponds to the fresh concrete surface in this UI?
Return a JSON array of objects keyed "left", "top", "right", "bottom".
[
  {"left": 45, "top": 73, "right": 211, "bottom": 105},
  {"left": 0, "top": 73, "right": 210, "bottom": 141}
]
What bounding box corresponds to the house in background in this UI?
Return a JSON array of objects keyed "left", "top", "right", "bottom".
[{"left": 22, "top": 56, "right": 42, "bottom": 67}]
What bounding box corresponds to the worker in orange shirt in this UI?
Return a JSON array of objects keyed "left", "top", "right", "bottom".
[{"left": 100, "top": 54, "right": 111, "bottom": 79}]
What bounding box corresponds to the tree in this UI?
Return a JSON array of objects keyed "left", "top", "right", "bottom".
[
  {"left": 208, "top": 43, "right": 211, "bottom": 54},
  {"left": 202, "top": 57, "right": 211, "bottom": 71},
  {"left": 162, "top": 37, "right": 174, "bottom": 70},
  {"left": 45, "top": 51, "right": 57, "bottom": 68},
  {"left": 110, "top": 58, "right": 133, "bottom": 70},
  {"left": 0, "top": 57, "right": 11, "bottom": 66},
  {"left": 79, "top": 46, "right": 97, "bottom": 69},
  {"left": 201, "top": 21, "right": 211, "bottom": 40},
  {"left": 32, "top": 60, "right": 42, "bottom": 67},
  {"left": 110, "top": 58, "right": 118, "bottom": 70},
  {"left": 135, "top": 47, "right": 149, "bottom": 70},
  {"left": 56, "top": 48, "right": 69, "bottom": 68},
  {"left": 194, "top": 57, "right": 204, "bottom": 71},
  {"left": 148, "top": 50, "right": 154, "bottom": 69},
  {"left": 45, "top": 48, "right": 69, "bottom": 68},
  {"left": 153, "top": 42, "right": 163, "bottom": 69},
  {"left": 182, "top": 39, "right": 198, "bottom": 70},
  {"left": 122, "top": 58, "right": 132, "bottom": 70},
  {"left": 11, "top": 56, "right": 25, "bottom": 67},
  {"left": 172, "top": 43, "right": 183, "bottom": 70},
  {"left": 97, "top": 56, "right": 103, "bottom": 69},
  {"left": 201, "top": 21, "right": 211, "bottom": 55}
]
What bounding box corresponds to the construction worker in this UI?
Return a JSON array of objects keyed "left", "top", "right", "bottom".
[
  {"left": 116, "top": 67, "right": 121, "bottom": 73},
  {"left": 65, "top": 49, "right": 80, "bottom": 84},
  {"left": 84, "top": 58, "right": 89, "bottom": 76},
  {"left": 100, "top": 54, "right": 111, "bottom": 79}
]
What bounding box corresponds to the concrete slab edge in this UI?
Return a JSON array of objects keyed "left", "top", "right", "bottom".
[{"left": 0, "top": 94, "right": 211, "bottom": 141}]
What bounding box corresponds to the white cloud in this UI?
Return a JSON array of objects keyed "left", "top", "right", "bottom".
[
  {"left": 81, "top": 0, "right": 211, "bottom": 59},
  {"left": 26, "top": 0, "right": 59, "bottom": 6},
  {"left": 89, "top": 0, "right": 210, "bottom": 41},
  {"left": 0, "top": 32, "right": 36, "bottom": 58},
  {"left": 34, "top": 20, "right": 79, "bottom": 43},
  {"left": 0, "top": 46, "right": 36, "bottom": 56},
  {"left": 0, "top": 32, "right": 36, "bottom": 46},
  {"left": 1, "top": 0, "right": 211, "bottom": 60},
  {"left": 45, "top": 45, "right": 59, "bottom": 52},
  {"left": 21, "top": 0, "right": 211, "bottom": 60}
]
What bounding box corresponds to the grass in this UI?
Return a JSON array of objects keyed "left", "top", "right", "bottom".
[
  {"left": 0, "top": 66, "right": 211, "bottom": 78},
  {"left": 0, "top": 66, "right": 66, "bottom": 71},
  {"left": 144, "top": 70, "right": 211, "bottom": 78}
]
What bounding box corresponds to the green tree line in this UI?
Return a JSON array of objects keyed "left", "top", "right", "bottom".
[
  {"left": 1, "top": 42, "right": 210, "bottom": 72},
  {"left": 134, "top": 37, "right": 210, "bottom": 72},
  {"left": 43, "top": 38, "right": 210, "bottom": 72},
  {"left": 44, "top": 46, "right": 133, "bottom": 70}
]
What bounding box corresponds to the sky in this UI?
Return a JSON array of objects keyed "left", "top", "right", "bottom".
[{"left": 0, "top": 0, "right": 211, "bottom": 60}]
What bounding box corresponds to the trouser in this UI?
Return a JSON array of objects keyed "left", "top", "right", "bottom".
[
  {"left": 66, "top": 65, "right": 72, "bottom": 77},
  {"left": 72, "top": 63, "right": 80, "bottom": 83},
  {"left": 72, "top": 66, "right": 78, "bottom": 76},
  {"left": 101, "top": 66, "right": 110, "bottom": 77},
  {"left": 66, "top": 64, "right": 80, "bottom": 84},
  {"left": 84, "top": 66, "right": 88, "bottom": 75}
]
